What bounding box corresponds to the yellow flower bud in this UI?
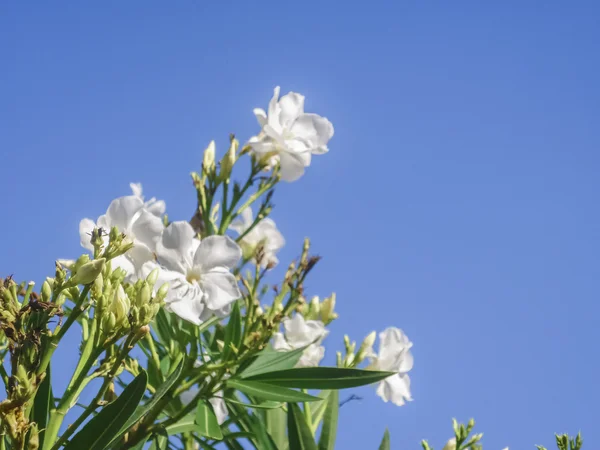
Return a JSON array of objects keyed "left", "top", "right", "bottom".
[
  {"left": 202, "top": 140, "right": 216, "bottom": 175},
  {"left": 41, "top": 280, "right": 52, "bottom": 303},
  {"left": 136, "top": 282, "right": 151, "bottom": 308},
  {"left": 109, "top": 285, "right": 130, "bottom": 328},
  {"left": 72, "top": 258, "right": 105, "bottom": 285}
]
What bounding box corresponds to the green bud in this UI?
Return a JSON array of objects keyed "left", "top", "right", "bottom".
[
  {"left": 73, "top": 254, "right": 91, "bottom": 272},
  {"left": 109, "top": 226, "right": 120, "bottom": 243},
  {"left": 219, "top": 137, "right": 238, "bottom": 181},
  {"left": 41, "top": 280, "right": 52, "bottom": 303},
  {"left": 109, "top": 285, "right": 130, "bottom": 328},
  {"left": 92, "top": 273, "right": 104, "bottom": 300},
  {"left": 136, "top": 282, "right": 151, "bottom": 308},
  {"left": 442, "top": 437, "right": 457, "bottom": 450},
  {"left": 155, "top": 283, "right": 170, "bottom": 303},
  {"left": 202, "top": 140, "right": 216, "bottom": 175},
  {"left": 72, "top": 258, "right": 105, "bottom": 285},
  {"left": 308, "top": 296, "right": 320, "bottom": 319},
  {"left": 356, "top": 331, "right": 377, "bottom": 363},
  {"left": 145, "top": 268, "right": 159, "bottom": 287},
  {"left": 139, "top": 304, "right": 151, "bottom": 324},
  {"left": 28, "top": 422, "right": 40, "bottom": 450},
  {"left": 320, "top": 293, "right": 337, "bottom": 324}
]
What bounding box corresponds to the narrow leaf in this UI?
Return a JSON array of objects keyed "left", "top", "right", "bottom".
[
  {"left": 195, "top": 400, "right": 224, "bottom": 440},
  {"left": 64, "top": 371, "right": 148, "bottom": 450},
  {"left": 165, "top": 416, "right": 197, "bottom": 435},
  {"left": 266, "top": 408, "right": 287, "bottom": 450},
  {"left": 240, "top": 346, "right": 307, "bottom": 378},
  {"left": 106, "top": 360, "right": 184, "bottom": 448},
  {"left": 378, "top": 428, "right": 390, "bottom": 450},
  {"left": 317, "top": 390, "right": 338, "bottom": 450},
  {"left": 244, "top": 367, "right": 395, "bottom": 390},
  {"left": 310, "top": 391, "right": 330, "bottom": 431},
  {"left": 222, "top": 301, "right": 242, "bottom": 361},
  {"left": 227, "top": 379, "right": 322, "bottom": 403},
  {"left": 149, "top": 426, "right": 168, "bottom": 450},
  {"left": 287, "top": 403, "right": 317, "bottom": 450},
  {"left": 224, "top": 398, "right": 283, "bottom": 409},
  {"left": 33, "top": 363, "right": 52, "bottom": 449}
]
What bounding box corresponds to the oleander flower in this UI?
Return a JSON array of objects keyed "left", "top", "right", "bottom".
[
  {"left": 130, "top": 182, "right": 166, "bottom": 217},
  {"left": 79, "top": 195, "right": 164, "bottom": 280},
  {"left": 228, "top": 206, "right": 285, "bottom": 268},
  {"left": 142, "top": 221, "right": 242, "bottom": 325},
  {"left": 247, "top": 86, "right": 334, "bottom": 182},
  {"left": 368, "top": 327, "right": 414, "bottom": 406},
  {"left": 272, "top": 314, "right": 328, "bottom": 367}
]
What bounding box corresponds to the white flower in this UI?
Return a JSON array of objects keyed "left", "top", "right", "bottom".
[
  {"left": 229, "top": 206, "right": 285, "bottom": 268},
  {"left": 248, "top": 86, "right": 334, "bottom": 182},
  {"left": 368, "top": 327, "right": 414, "bottom": 406},
  {"left": 442, "top": 438, "right": 456, "bottom": 450},
  {"left": 79, "top": 195, "right": 164, "bottom": 280},
  {"left": 272, "top": 314, "right": 328, "bottom": 367},
  {"left": 180, "top": 387, "right": 227, "bottom": 425},
  {"left": 130, "top": 182, "right": 166, "bottom": 217},
  {"left": 143, "top": 221, "right": 242, "bottom": 325}
]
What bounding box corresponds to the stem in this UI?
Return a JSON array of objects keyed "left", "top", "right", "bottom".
[{"left": 49, "top": 334, "right": 135, "bottom": 450}]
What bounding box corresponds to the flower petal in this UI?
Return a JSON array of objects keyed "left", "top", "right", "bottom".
[
  {"left": 376, "top": 374, "right": 412, "bottom": 406},
  {"left": 105, "top": 196, "right": 144, "bottom": 232},
  {"left": 209, "top": 395, "right": 228, "bottom": 425},
  {"left": 278, "top": 152, "right": 307, "bottom": 182},
  {"left": 253, "top": 108, "right": 268, "bottom": 127},
  {"left": 278, "top": 92, "right": 305, "bottom": 129},
  {"left": 156, "top": 221, "right": 196, "bottom": 273},
  {"left": 131, "top": 209, "right": 164, "bottom": 252},
  {"left": 130, "top": 182, "right": 143, "bottom": 198},
  {"left": 290, "top": 113, "right": 334, "bottom": 152},
  {"left": 201, "top": 270, "right": 241, "bottom": 310},
  {"left": 194, "top": 235, "right": 242, "bottom": 270}
]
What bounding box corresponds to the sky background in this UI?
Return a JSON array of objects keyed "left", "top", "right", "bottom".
[{"left": 1, "top": 2, "right": 599, "bottom": 449}]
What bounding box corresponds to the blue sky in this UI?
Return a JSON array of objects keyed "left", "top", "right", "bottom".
[{"left": 2, "top": 2, "right": 599, "bottom": 449}]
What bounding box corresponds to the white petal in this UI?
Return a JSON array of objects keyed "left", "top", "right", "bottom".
[
  {"left": 209, "top": 395, "right": 228, "bottom": 425},
  {"left": 278, "top": 152, "right": 307, "bottom": 182},
  {"left": 272, "top": 332, "right": 292, "bottom": 351},
  {"left": 105, "top": 196, "right": 144, "bottom": 232},
  {"left": 166, "top": 282, "right": 205, "bottom": 325},
  {"left": 130, "top": 182, "right": 143, "bottom": 198},
  {"left": 290, "top": 113, "right": 334, "bottom": 152},
  {"left": 267, "top": 86, "right": 282, "bottom": 132},
  {"left": 146, "top": 198, "right": 166, "bottom": 216},
  {"left": 253, "top": 108, "right": 268, "bottom": 127},
  {"left": 278, "top": 92, "right": 305, "bottom": 129},
  {"left": 131, "top": 209, "right": 164, "bottom": 252},
  {"left": 126, "top": 244, "right": 155, "bottom": 275},
  {"left": 376, "top": 374, "right": 412, "bottom": 406},
  {"left": 155, "top": 221, "right": 195, "bottom": 273},
  {"left": 229, "top": 206, "right": 253, "bottom": 235},
  {"left": 297, "top": 344, "right": 325, "bottom": 368},
  {"left": 194, "top": 235, "right": 241, "bottom": 270},
  {"left": 283, "top": 315, "right": 326, "bottom": 348},
  {"left": 201, "top": 270, "right": 241, "bottom": 310},
  {"left": 79, "top": 218, "right": 96, "bottom": 252},
  {"left": 112, "top": 255, "right": 136, "bottom": 280},
  {"left": 378, "top": 327, "right": 412, "bottom": 364}
]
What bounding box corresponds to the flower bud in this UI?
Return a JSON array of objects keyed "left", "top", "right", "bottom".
[
  {"left": 308, "top": 296, "right": 320, "bottom": 319},
  {"left": 56, "top": 259, "right": 75, "bottom": 271},
  {"left": 155, "top": 283, "right": 170, "bottom": 303},
  {"left": 255, "top": 306, "right": 264, "bottom": 316},
  {"left": 145, "top": 268, "right": 159, "bottom": 288},
  {"left": 442, "top": 438, "right": 456, "bottom": 450},
  {"left": 320, "top": 293, "right": 336, "bottom": 324},
  {"left": 139, "top": 304, "right": 151, "bottom": 324},
  {"left": 356, "top": 331, "right": 376, "bottom": 363},
  {"left": 202, "top": 140, "right": 216, "bottom": 175},
  {"left": 109, "top": 226, "right": 120, "bottom": 243},
  {"left": 73, "top": 254, "right": 91, "bottom": 272},
  {"left": 110, "top": 285, "right": 130, "bottom": 328},
  {"left": 219, "top": 137, "right": 238, "bottom": 181},
  {"left": 136, "top": 282, "right": 151, "bottom": 308},
  {"left": 92, "top": 273, "right": 104, "bottom": 300},
  {"left": 41, "top": 280, "right": 52, "bottom": 303},
  {"left": 72, "top": 258, "right": 105, "bottom": 285}
]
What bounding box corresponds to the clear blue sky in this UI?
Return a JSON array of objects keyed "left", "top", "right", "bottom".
[{"left": 2, "top": 2, "right": 599, "bottom": 449}]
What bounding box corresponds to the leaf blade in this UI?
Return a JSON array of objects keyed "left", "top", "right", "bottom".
[
  {"left": 244, "top": 367, "right": 394, "bottom": 390},
  {"left": 317, "top": 390, "right": 338, "bottom": 450},
  {"left": 64, "top": 371, "right": 148, "bottom": 450},
  {"left": 287, "top": 403, "right": 317, "bottom": 450},
  {"left": 195, "top": 400, "right": 224, "bottom": 440},
  {"left": 227, "top": 379, "right": 321, "bottom": 403},
  {"left": 33, "top": 363, "right": 53, "bottom": 449},
  {"left": 240, "top": 346, "right": 306, "bottom": 378},
  {"left": 222, "top": 301, "right": 242, "bottom": 361},
  {"left": 378, "top": 428, "right": 390, "bottom": 450}
]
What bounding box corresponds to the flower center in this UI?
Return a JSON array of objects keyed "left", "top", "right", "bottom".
[{"left": 186, "top": 268, "right": 202, "bottom": 284}]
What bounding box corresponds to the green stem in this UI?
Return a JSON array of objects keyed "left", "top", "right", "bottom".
[{"left": 48, "top": 334, "right": 135, "bottom": 450}]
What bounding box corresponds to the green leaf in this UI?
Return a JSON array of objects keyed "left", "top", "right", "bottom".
[
  {"left": 378, "top": 428, "right": 390, "bottom": 450},
  {"left": 33, "top": 363, "right": 52, "bottom": 449},
  {"left": 159, "top": 356, "right": 170, "bottom": 377},
  {"left": 266, "top": 408, "right": 287, "bottom": 450},
  {"left": 195, "top": 400, "right": 224, "bottom": 440},
  {"left": 317, "top": 390, "right": 338, "bottom": 450},
  {"left": 222, "top": 301, "right": 242, "bottom": 361},
  {"left": 244, "top": 367, "right": 394, "bottom": 390},
  {"left": 64, "top": 370, "right": 148, "bottom": 450},
  {"left": 165, "top": 416, "right": 197, "bottom": 435},
  {"left": 224, "top": 398, "right": 283, "bottom": 409},
  {"left": 227, "top": 379, "right": 322, "bottom": 403},
  {"left": 310, "top": 391, "right": 330, "bottom": 431},
  {"left": 106, "top": 360, "right": 184, "bottom": 448},
  {"left": 149, "top": 426, "right": 169, "bottom": 450},
  {"left": 240, "top": 346, "right": 306, "bottom": 378},
  {"left": 287, "top": 403, "right": 317, "bottom": 450}
]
